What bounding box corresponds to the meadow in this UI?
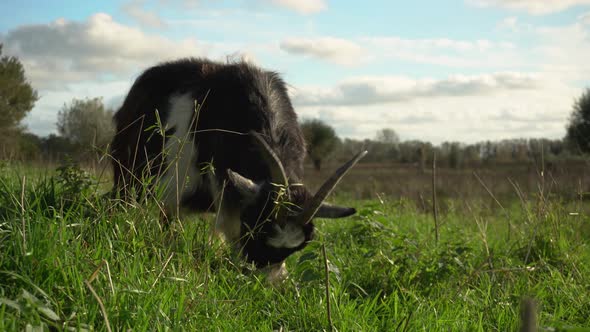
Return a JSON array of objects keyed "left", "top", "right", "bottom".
[{"left": 0, "top": 160, "right": 589, "bottom": 331}]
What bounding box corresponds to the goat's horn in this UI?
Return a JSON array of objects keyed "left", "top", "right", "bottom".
[
  {"left": 297, "top": 150, "right": 368, "bottom": 225},
  {"left": 250, "top": 131, "right": 289, "bottom": 189}
]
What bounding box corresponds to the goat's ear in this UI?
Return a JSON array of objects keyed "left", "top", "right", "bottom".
[
  {"left": 227, "top": 169, "right": 260, "bottom": 199},
  {"left": 314, "top": 203, "right": 356, "bottom": 219}
]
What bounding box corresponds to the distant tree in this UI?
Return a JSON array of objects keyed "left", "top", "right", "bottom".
[
  {"left": 300, "top": 119, "right": 340, "bottom": 170},
  {"left": 0, "top": 44, "right": 38, "bottom": 131},
  {"left": 495, "top": 140, "right": 514, "bottom": 162},
  {"left": 440, "top": 142, "right": 463, "bottom": 168},
  {"left": 546, "top": 139, "right": 565, "bottom": 157},
  {"left": 336, "top": 138, "right": 366, "bottom": 163},
  {"left": 462, "top": 144, "right": 481, "bottom": 164},
  {"left": 372, "top": 128, "right": 401, "bottom": 162},
  {"left": 528, "top": 138, "right": 558, "bottom": 163},
  {"left": 448, "top": 142, "right": 462, "bottom": 169},
  {"left": 375, "top": 128, "right": 400, "bottom": 145},
  {"left": 510, "top": 139, "right": 529, "bottom": 161},
  {"left": 40, "top": 134, "right": 78, "bottom": 161},
  {"left": 57, "top": 97, "right": 115, "bottom": 157},
  {"left": 481, "top": 141, "right": 496, "bottom": 163},
  {"left": 0, "top": 44, "right": 39, "bottom": 157},
  {"left": 18, "top": 132, "right": 42, "bottom": 160},
  {"left": 418, "top": 143, "right": 428, "bottom": 172},
  {"left": 397, "top": 140, "right": 427, "bottom": 163},
  {"left": 565, "top": 88, "right": 590, "bottom": 154}
]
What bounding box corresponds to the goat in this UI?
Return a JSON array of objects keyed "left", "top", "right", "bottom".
[{"left": 110, "top": 58, "right": 367, "bottom": 280}]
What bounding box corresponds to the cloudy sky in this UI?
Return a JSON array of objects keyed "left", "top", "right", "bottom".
[{"left": 1, "top": 0, "right": 590, "bottom": 144}]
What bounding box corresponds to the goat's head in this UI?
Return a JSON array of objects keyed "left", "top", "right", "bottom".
[{"left": 226, "top": 132, "right": 367, "bottom": 275}]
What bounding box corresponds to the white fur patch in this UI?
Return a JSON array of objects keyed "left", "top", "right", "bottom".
[
  {"left": 266, "top": 223, "right": 305, "bottom": 249},
  {"left": 160, "top": 93, "right": 201, "bottom": 216}
]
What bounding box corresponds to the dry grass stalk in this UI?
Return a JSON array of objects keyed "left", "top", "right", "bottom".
[
  {"left": 322, "top": 243, "right": 334, "bottom": 331},
  {"left": 85, "top": 263, "right": 113, "bottom": 332},
  {"left": 473, "top": 171, "right": 514, "bottom": 240},
  {"left": 151, "top": 253, "right": 175, "bottom": 291},
  {"left": 85, "top": 280, "right": 113, "bottom": 332},
  {"left": 20, "top": 175, "right": 26, "bottom": 254},
  {"left": 520, "top": 297, "right": 537, "bottom": 332},
  {"left": 432, "top": 153, "right": 439, "bottom": 243}
]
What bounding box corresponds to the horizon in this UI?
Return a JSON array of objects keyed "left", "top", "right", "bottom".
[{"left": 1, "top": 0, "right": 589, "bottom": 144}]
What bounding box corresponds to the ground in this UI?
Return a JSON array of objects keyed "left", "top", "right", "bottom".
[{"left": 0, "top": 161, "right": 589, "bottom": 331}]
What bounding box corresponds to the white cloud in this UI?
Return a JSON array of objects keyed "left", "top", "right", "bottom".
[
  {"left": 532, "top": 23, "right": 590, "bottom": 81},
  {"left": 498, "top": 16, "right": 520, "bottom": 30},
  {"left": 280, "top": 35, "right": 520, "bottom": 68},
  {"left": 24, "top": 80, "right": 132, "bottom": 136},
  {"left": 156, "top": 0, "right": 326, "bottom": 14},
  {"left": 122, "top": 0, "right": 167, "bottom": 28},
  {"left": 362, "top": 36, "right": 519, "bottom": 68},
  {"left": 292, "top": 72, "right": 540, "bottom": 106},
  {"left": 280, "top": 37, "right": 365, "bottom": 65},
  {"left": 488, "top": 108, "right": 565, "bottom": 123},
  {"left": 579, "top": 11, "right": 590, "bottom": 24},
  {"left": 295, "top": 90, "right": 573, "bottom": 143},
  {"left": 1, "top": 13, "right": 212, "bottom": 135},
  {"left": 467, "top": 0, "right": 590, "bottom": 15},
  {"left": 364, "top": 37, "right": 496, "bottom": 53},
  {"left": 267, "top": 0, "right": 327, "bottom": 14},
  {"left": 156, "top": 0, "right": 200, "bottom": 8},
  {"left": 284, "top": 20, "right": 589, "bottom": 142},
  {"left": 292, "top": 71, "right": 577, "bottom": 143},
  {"left": 1, "top": 13, "right": 206, "bottom": 89}
]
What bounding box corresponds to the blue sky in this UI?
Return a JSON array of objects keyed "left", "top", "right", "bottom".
[{"left": 1, "top": 0, "right": 590, "bottom": 143}]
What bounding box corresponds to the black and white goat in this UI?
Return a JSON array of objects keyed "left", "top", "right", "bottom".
[{"left": 110, "top": 58, "right": 366, "bottom": 279}]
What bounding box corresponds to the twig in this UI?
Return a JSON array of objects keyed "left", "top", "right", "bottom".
[
  {"left": 85, "top": 280, "right": 113, "bottom": 332},
  {"left": 213, "top": 180, "right": 227, "bottom": 243},
  {"left": 579, "top": 178, "right": 583, "bottom": 203},
  {"left": 321, "top": 243, "right": 334, "bottom": 331},
  {"left": 540, "top": 141, "right": 545, "bottom": 198},
  {"left": 432, "top": 153, "right": 439, "bottom": 243},
  {"left": 480, "top": 267, "right": 536, "bottom": 274},
  {"left": 20, "top": 175, "right": 26, "bottom": 254},
  {"left": 473, "top": 171, "right": 513, "bottom": 240},
  {"left": 104, "top": 260, "right": 115, "bottom": 296},
  {"left": 536, "top": 142, "right": 547, "bottom": 221},
  {"left": 520, "top": 297, "right": 537, "bottom": 332},
  {"left": 88, "top": 260, "right": 105, "bottom": 283},
  {"left": 130, "top": 115, "right": 145, "bottom": 188},
  {"left": 467, "top": 202, "right": 490, "bottom": 258},
  {"left": 151, "top": 253, "right": 174, "bottom": 291}
]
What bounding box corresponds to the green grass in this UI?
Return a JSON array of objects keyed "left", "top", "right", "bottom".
[{"left": 0, "top": 162, "right": 589, "bottom": 331}]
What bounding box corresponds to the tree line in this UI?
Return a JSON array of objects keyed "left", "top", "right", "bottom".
[
  {"left": 1, "top": 96, "right": 114, "bottom": 162},
  {"left": 322, "top": 133, "right": 570, "bottom": 170},
  {"left": 2, "top": 44, "right": 590, "bottom": 167}
]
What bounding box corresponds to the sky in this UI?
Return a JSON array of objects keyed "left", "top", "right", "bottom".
[{"left": 1, "top": 0, "right": 590, "bottom": 144}]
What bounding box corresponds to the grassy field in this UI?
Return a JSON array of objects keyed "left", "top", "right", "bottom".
[{"left": 0, "top": 161, "right": 589, "bottom": 331}]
